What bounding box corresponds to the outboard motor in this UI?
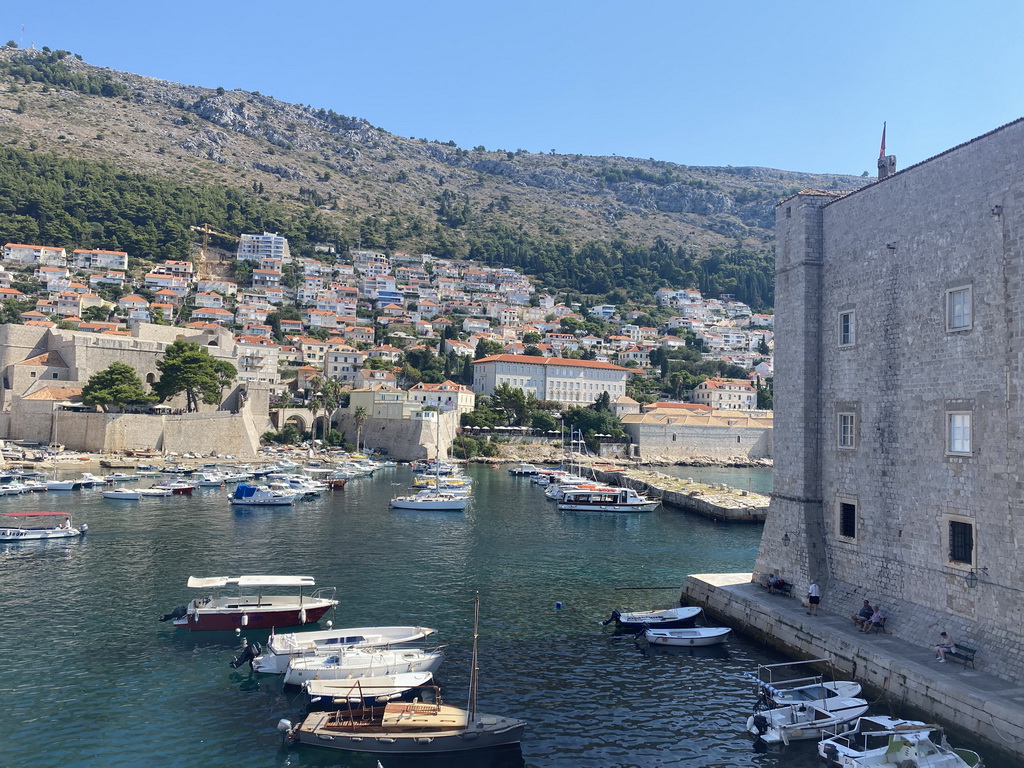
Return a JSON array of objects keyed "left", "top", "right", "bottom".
[
  {"left": 751, "top": 713, "right": 769, "bottom": 736},
  {"left": 602, "top": 610, "right": 621, "bottom": 626},
  {"left": 822, "top": 743, "right": 841, "bottom": 767},
  {"left": 230, "top": 639, "right": 262, "bottom": 669},
  {"left": 159, "top": 605, "right": 188, "bottom": 622}
]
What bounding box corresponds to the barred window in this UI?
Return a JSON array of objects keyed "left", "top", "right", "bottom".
[
  {"left": 949, "top": 520, "right": 974, "bottom": 565},
  {"left": 839, "top": 502, "right": 857, "bottom": 539}
]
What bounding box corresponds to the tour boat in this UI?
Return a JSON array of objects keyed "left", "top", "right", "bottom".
[
  {"left": 302, "top": 672, "right": 435, "bottom": 711},
  {"left": 163, "top": 575, "right": 338, "bottom": 632},
  {"left": 644, "top": 626, "right": 732, "bottom": 647},
  {"left": 229, "top": 483, "right": 297, "bottom": 506},
  {"left": 557, "top": 487, "right": 659, "bottom": 513},
  {"left": 281, "top": 596, "right": 525, "bottom": 754},
  {"left": 0, "top": 512, "right": 87, "bottom": 541},
  {"left": 283, "top": 647, "right": 445, "bottom": 687},
  {"left": 746, "top": 696, "right": 870, "bottom": 745},
  {"left": 817, "top": 715, "right": 984, "bottom": 768},
  {"left": 603, "top": 606, "right": 702, "bottom": 630},
  {"left": 252, "top": 624, "right": 438, "bottom": 674}
]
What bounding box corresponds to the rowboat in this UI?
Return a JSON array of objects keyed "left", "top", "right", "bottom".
[
  {"left": 0, "top": 512, "right": 87, "bottom": 541},
  {"left": 162, "top": 575, "right": 338, "bottom": 632},
  {"left": 604, "top": 606, "right": 702, "bottom": 630},
  {"left": 644, "top": 626, "right": 731, "bottom": 646},
  {"left": 302, "top": 672, "right": 435, "bottom": 711}
]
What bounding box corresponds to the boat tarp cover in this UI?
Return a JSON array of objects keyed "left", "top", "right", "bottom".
[
  {"left": 187, "top": 576, "right": 233, "bottom": 589},
  {"left": 233, "top": 483, "right": 258, "bottom": 498}
]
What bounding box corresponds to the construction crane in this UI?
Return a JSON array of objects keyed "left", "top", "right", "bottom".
[{"left": 189, "top": 224, "right": 239, "bottom": 280}]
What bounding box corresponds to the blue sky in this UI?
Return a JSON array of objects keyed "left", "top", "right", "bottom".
[{"left": 9, "top": 1, "right": 1024, "bottom": 176}]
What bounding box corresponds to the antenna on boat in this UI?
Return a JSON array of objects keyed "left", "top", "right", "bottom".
[{"left": 469, "top": 592, "right": 480, "bottom": 722}]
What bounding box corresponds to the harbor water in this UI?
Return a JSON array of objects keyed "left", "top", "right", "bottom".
[{"left": 0, "top": 465, "right": 994, "bottom": 767}]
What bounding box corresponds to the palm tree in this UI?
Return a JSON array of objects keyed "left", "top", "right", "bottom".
[
  {"left": 354, "top": 406, "right": 368, "bottom": 453},
  {"left": 320, "top": 378, "right": 344, "bottom": 442}
]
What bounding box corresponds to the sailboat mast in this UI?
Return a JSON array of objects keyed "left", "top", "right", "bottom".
[{"left": 469, "top": 593, "right": 480, "bottom": 721}]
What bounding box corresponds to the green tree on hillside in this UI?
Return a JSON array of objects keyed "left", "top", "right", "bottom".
[{"left": 153, "top": 340, "right": 236, "bottom": 412}]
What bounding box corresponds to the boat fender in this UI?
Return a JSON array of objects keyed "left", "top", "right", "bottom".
[
  {"left": 751, "top": 714, "right": 769, "bottom": 735},
  {"left": 299, "top": 608, "right": 307, "bottom": 624},
  {"left": 241, "top": 613, "right": 249, "bottom": 627}
]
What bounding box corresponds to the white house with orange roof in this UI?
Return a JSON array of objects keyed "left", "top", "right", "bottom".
[
  {"left": 342, "top": 325, "right": 375, "bottom": 346},
  {"left": 473, "top": 354, "right": 631, "bottom": 406},
  {"left": 690, "top": 377, "right": 756, "bottom": 410},
  {"left": 233, "top": 336, "right": 280, "bottom": 386},
  {"left": 72, "top": 249, "right": 128, "bottom": 271},
  {"left": 197, "top": 278, "right": 237, "bottom": 296},
  {"left": 4, "top": 243, "right": 67, "bottom": 265},
  {"left": 325, "top": 344, "right": 365, "bottom": 386},
  {"left": 153, "top": 260, "right": 194, "bottom": 279},
  {"left": 235, "top": 304, "right": 269, "bottom": 325},
  {"left": 119, "top": 294, "right": 150, "bottom": 321},
  {"left": 444, "top": 339, "right": 476, "bottom": 357},
  {"left": 144, "top": 272, "right": 188, "bottom": 296},
  {"left": 304, "top": 308, "right": 340, "bottom": 330},
  {"left": 194, "top": 292, "right": 225, "bottom": 309},
  {"left": 89, "top": 271, "right": 126, "bottom": 288},
  {"left": 252, "top": 269, "right": 282, "bottom": 289},
  {"left": 191, "top": 307, "right": 235, "bottom": 325},
  {"left": 462, "top": 317, "right": 490, "bottom": 334},
  {"left": 408, "top": 380, "right": 475, "bottom": 415},
  {"left": 367, "top": 345, "right": 403, "bottom": 363}
]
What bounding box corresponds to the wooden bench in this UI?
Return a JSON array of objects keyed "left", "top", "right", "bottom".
[
  {"left": 947, "top": 643, "right": 977, "bottom": 669},
  {"left": 774, "top": 582, "right": 794, "bottom": 597},
  {"left": 863, "top": 616, "right": 887, "bottom": 634}
]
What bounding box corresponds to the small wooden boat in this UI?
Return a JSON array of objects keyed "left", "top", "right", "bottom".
[
  {"left": 0, "top": 512, "right": 87, "bottom": 541},
  {"left": 281, "top": 596, "right": 524, "bottom": 755},
  {"left": 302, "top": 672, "right": 434, "bottom": 711},
  {"left": 818, "top": 715, "right": 984, "bottom": 767},
  {"left": 644, "top": 626, "right": 731, "bottom": 646},
  {"left": 604, "top": 606, "right": 701, "bottom": 630},
  {"left": 162, "top": 575, "right": 338, "bottom": 632},
  {"left": 252, "top": 625, "right": 438, "bottom": 674}
]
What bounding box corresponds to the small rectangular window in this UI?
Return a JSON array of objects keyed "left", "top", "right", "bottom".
[
  {"left": 838, "top": 413, "right": 855, "bottom": 448},
  {"left": 838, "top": 311, "right": 855, "bottom": 347},
  {"left": 839, "top": 502, "right": 857, "bottom": 539},
  {"left": 949, "top": 520, "right": 973, "bottom": 564},
  {"left": 947, "top": 412, "right": 972, "bottom": 455},
  {"left": 946, "top": 286, "right": 972, "bottom": 331}
]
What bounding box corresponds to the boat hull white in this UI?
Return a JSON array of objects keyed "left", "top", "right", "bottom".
[
  {"left": 283, "top": 648, "right": 444, "bottom": 687},
  {"left": 253, "top": 625, "right": 438, "bottom": 674},
  {"left": 644, "top": 627, "right": 731, "bottom": 646}
]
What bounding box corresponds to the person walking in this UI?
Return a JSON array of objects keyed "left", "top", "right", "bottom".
[{"left": 807, "top": 582, "right": 821, "bottom": 616}]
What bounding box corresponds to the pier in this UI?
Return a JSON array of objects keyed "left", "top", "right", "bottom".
[
  {"left": 684, "top": 574, "right": 1023, "bottom": 764},
  {"left": 588, "top": 465, "right": 769, "bottom": 522}
]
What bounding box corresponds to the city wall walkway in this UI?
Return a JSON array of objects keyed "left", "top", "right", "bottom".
[{"left": 684, "top": 573, "right": 1024, "bottom": 763}]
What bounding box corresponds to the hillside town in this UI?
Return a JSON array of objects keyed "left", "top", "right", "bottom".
[{"left": 0, "top": 234, "right": 773, "bottom": 461}]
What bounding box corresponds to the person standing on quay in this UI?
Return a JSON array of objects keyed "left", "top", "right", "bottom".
[{"left": 807, "top": 582, "right": 821, "bottom": 616}]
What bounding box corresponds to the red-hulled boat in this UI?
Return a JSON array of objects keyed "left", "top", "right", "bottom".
[{"left": 163, "top": 575, "right": 337, "bottom": 632}]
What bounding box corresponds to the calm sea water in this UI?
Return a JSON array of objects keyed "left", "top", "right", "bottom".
[{"left": 0, "top": 465, "right": 993, "bottom": 767}]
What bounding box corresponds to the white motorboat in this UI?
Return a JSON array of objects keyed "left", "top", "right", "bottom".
[
  {"left": 162, "top": 575, "right": 338, "bottom": 632},
  {"left": 389, "top": 489, "right": 469, "bottom": 511},
  {"left": 137, "top": 487, "right": 174, "bottom": 497},
  {"left": 746, "top": 696, "right": 870, "bottom": 745},
  {"left": 818, "top": 715, "right": 984, "bottom": 767},
  {"left": 281, "top": 597, "right": 524, "bottom": 755},
  {"left": 302, "top": 671, "right": 434, "bottom": 711},
  {"left": 229, "top": 483, "right": 297, "bottom": 506},
  {"left": 507, "top": 462, "right": 539, "bottom": 476},
  {"left": 283, "top": 646, "right": 445, "bottom": 687},
  {"left": 252, "top": 625, "right": 438, "bottom": 674},
  {"left": 0, "top": 512, "right": 87, "bottom": 541},
  {"left": 557, "top": 486, "right": 659, "bottom": 513},
  {"left": 103, "top": 488, "right": 143, "bottom": 500},
  {"left": 46, "top": 478, "right": 81, "bottom": 491},
  {"left": 193, "top": 472, "right": 227, "bottom": 487},
  {"left": 103, "top": 472, "right": 138, "bottom": 483},
  {"left": 604, "top": 606, "right": 702, "bottom": 630},
  {"left": 644, "top": 626, "right": 732, "bottom": 646},
  {"left": 749, "top": 659, "right": 862, "bottom": 707}
]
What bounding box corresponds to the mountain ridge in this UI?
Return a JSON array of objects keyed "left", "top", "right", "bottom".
[{"left": 0, "top": 46, "right": 869, "bottom": 305}]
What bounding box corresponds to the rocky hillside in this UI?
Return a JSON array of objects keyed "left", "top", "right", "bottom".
[{"left": 0, "top": 47, "right": 868, "bottom": 296}]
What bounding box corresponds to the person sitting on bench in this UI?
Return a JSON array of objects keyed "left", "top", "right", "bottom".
[
  {"left": 852, "top": 600, "right": 873, "bottom": 630},
  {"left": 934, "top": 631, "right": 955, "bottom": 662},
  {"left": 861, "top": 605, "right": 886, "bottom": 633}
]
